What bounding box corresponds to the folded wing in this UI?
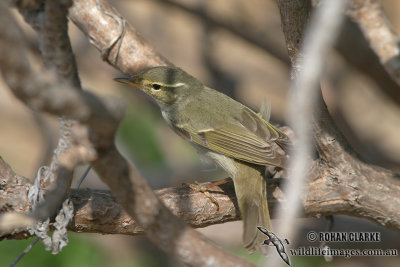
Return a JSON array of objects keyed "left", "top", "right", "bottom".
[{"left": 174, "top": 107, "right": 290, "bottom": 167}]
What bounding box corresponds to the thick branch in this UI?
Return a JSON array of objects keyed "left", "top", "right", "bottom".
[
  {"left": 69, "top": 184, "right": 240, "bottom": 235},
  {"left": 1, "top": 154, "right": 400, "bottom": 239}
]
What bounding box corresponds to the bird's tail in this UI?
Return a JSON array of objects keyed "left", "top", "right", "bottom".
[{"left": 233, "top": 160, "right": 272, "bottom": 253}]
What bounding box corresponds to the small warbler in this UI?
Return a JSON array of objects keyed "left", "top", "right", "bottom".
[{"left": 115, "top": 66, "right": 290, "bottom": 252}]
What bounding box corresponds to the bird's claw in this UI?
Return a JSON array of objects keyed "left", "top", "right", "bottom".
[{"left": 182, "top": 181, "right": 220, "bottom": 210}]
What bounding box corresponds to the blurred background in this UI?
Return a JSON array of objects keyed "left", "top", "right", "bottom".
[{"left": 1, "top": 0, "right": 400, "bottom": 266}]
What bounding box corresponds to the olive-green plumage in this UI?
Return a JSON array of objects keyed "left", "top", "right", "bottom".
[{"left": 115, "top": 66, "right": 289, "bottom": 252}]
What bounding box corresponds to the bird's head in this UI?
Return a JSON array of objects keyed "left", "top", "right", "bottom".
[{"left": 114, "top": 66, "right": 202, "bottom": 107}]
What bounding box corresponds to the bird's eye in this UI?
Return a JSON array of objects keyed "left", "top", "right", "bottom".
[{"left": 152, "top": 83, "right": 161, "bottom": 90}]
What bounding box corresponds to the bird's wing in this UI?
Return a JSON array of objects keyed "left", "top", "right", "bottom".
[{"left": 173, "top": 107, "right": 290, "bottom": 167}]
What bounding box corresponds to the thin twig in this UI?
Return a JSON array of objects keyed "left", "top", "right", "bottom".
[
  {"left": 9, "top": 166, "right": 91, "bottom": 267},
  {"left": 9, "top": 238, "right": 39, "bottom": 267},
  {"left": 75, "top": 166, "right": 91, "bottom": 189}
]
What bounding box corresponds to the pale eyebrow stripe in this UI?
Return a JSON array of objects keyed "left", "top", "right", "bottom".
[
  {"left": 164, "top": 82, "right": 185, "bottom": 87},
  {"left": 144, "top": 80, "right": 185, "bottom": 87}
]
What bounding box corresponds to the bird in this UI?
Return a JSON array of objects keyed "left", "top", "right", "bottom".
[{"left": 115, "top": 66, "right": 290, "bottom": 252}]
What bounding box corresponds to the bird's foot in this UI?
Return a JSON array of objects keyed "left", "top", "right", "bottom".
[{"left": 182, "top": 177, "right": 232, "bottom": 211}]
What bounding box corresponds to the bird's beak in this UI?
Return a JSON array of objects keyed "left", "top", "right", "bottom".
[{"left": 113, "top": 77, "right": 141, "bottom": 87}]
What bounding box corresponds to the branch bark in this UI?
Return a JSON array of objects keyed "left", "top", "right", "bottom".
[
  {"left": 2, "top": 144, "right": 400, "bottom": 239},
  {"left": 0, "top": 156, "right": 240, "bottom": 237}
]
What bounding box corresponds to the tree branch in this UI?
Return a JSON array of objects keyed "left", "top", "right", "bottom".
[
  {"left": 347, "top": 0, "right": 400, "bottom": 85},
  {"left": 69, "top": 0, "right": 171, "bottom": 74},
  {"left": 2, "top": 148, "right": 400, "bottom": 240},
  {"left": 1, "top": 2, "right": 254, "bottom": 266},
  {"left": 276, "top": 0, "right": 400, "bottom": 233},
  {"left": 0, "top": 156, "right": 239, "bottom": 238}
]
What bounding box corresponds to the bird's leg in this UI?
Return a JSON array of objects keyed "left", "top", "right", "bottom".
[{"left": 182, "top": 177, "right": 233, "bottom": 210}]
